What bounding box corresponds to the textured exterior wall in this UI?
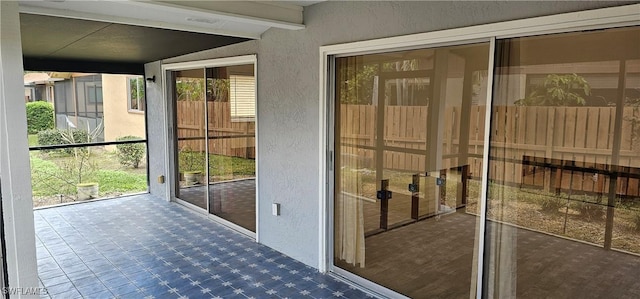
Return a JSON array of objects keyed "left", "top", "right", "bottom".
[
  {"left": 144, "top": 61, "right": 169, "bottom": 199},
  {"left": 159, "top": 1, "right": 632, "bottom": 268},
  {"left": 102, "top": 74, "right": 145, "bottom": 144}
]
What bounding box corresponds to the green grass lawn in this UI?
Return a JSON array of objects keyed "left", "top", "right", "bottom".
[
  {"left": 31, "top": 148, "right": 255, "bottom": 201},
  {"left": 178, "top": 150, "right": 255, "bottom": 180},
  {"left": 30, "top": 149, "right": 147, "bottom": 198},
  {"left": 208, "top": 154, "right": 255, "bottom": 177},
  {"left": 28, "top": 134, "right": 38, "bottom": 146}
]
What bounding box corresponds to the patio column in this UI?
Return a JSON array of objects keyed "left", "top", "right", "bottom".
[
  {"left": 0, "top": 1, "right": 39, "bottom": 295},
  {"left": 144, "top": 61, "right": 170, "bottom": 200}
]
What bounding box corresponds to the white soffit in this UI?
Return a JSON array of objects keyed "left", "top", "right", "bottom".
[{"left": 18, "top": 0, "right": 306, "bottom": 40}]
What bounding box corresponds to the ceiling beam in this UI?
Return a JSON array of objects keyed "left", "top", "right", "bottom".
[
  {"left": 18, "top": 0, "right": 305, "bottom": 40},
  {"left": 23, "top": 57, "right": 144, "bottom": 75}
]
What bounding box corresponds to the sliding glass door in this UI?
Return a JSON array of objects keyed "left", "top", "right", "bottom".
[
  {"left": 174, "top": 68, "right": 207, "bottom": 209},
  {"left": 206, "top": 65, "right": 256, "bottom": 232},
  {"left": 485, "top": 26, "right": 640, "bottom": 298},
  {"left": 331, "top": 25, "right": 640, "bottom": 298},
  {"left": 172, "top": 61, "right": 256, "bottom": 233},
  {"left": 333, "top": 43, "right": 490, "bottom": 298}
]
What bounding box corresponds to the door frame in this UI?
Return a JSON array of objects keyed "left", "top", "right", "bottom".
[
  {"left": 318, "top": 4, "right": 639, "bottom": 298},
  {"left": 162, "top": 54, "right": 259, "bottom": 240}
]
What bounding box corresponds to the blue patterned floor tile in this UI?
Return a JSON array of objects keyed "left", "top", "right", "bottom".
[
  {"left": 69, "top": 275, "right": 99, "bottom": 287},
  {"left": 40, "top": 274, "right": 70, "bottom": 288},
  {"left": 140, "top": 282, "right": 172, "bottom": 296},
  {"left": 341, "top": 288, "right": 373, "bottom": 298},
  {"left": 84, "top": 289, "right": 114, "bottom": 299},
  {"left": 102, "top": 275, "right": 133, "bottom": 290},
  {"left": 64, "top": 268, "right": 93, "bottom": 280},
  {"left": 37, "top": 259, "right": 61, "bottom": 274},
  {"left": 36, "top": 195, "right": 367, "bottom": 299},
  {"left": 208, "top": 285, "right": 243, "bottom": 298},
  {"left": 60, "top": 263, "right": 90, "bottom": 275},
  {"left": 308, "top": 285, "right": 342, "bottom": 299},
  {"left": 109, "top": 282, "right": 140, "bottom": 296},
  {"left": 76, "top": 282, "right": 110, "bottom": 297},
  {"left": 38, "top": 267, "right": 66, "bottom": 281},
  {"left": 50, "top": 288, "right": 82, "bottom": 299},
  {"left": 44, "top": 282, "right": 77, "bottom": 296}
]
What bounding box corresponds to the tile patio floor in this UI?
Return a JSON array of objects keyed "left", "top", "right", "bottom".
[
  {"left": 34, "top": 194, "right": 371, "bottom": 299},
  {"left": 178, "top": 179, "right": 256, "bottom": 232}
]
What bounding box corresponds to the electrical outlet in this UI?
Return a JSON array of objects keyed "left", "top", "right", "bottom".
[{"left": 272, "top": 203, "right": 280, "bottom": 216}]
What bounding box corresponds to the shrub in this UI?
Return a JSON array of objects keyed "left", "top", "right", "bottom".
[
  {"left": 37, "top": 129, "right": 89, "bottom": 154},
  {"left": 26, "top": 101, "right": 54, "bottom": 134},
  {"left": 540, "top": 196, "right": 566, "bottom": 213},
  {"left": 116, "top": 136, "right": 145, "bottom": 168},
  {"left": 178, "top": 147, "right": 206, "bottom": 173},
  {"left": 37, "top": 129, "right": 64, "bottom": 148},
  {"left": 574, "top": 200, "right": 605, "bottom": 220},
  {"left": 634, "top": 211, "right": 640, "bottom": 232}
]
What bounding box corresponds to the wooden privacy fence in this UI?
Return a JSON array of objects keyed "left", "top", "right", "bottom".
[
  {"left": 340, "top": 104, "right": 640, "bottom": 197},
  {"left": 176, "top": 101, "right": 255, "bottom": 159}
]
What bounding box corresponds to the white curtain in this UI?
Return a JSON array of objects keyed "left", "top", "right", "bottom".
[
  {"left": 334, "top": 56, "right": 367, "bottom": 268},
  {"left": 335, "top": 155, "right": 366, "bottom": 267}
]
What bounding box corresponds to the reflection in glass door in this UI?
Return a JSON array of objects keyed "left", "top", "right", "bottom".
[
  {"left": 333, "top": 43, "right": 490, "bottom": 298},
  {"left": 172, "top": 63, "right": 256, "bottom": 233},
  {"left": 206, "top": 65, "right": 256, "bottom": 232},
  {"left": 174, "top": 68, "right": 207, "bottom": 209}
]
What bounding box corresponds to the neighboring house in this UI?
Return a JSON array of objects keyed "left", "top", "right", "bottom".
[
  {"left": 52, "top": 73, "right": 103, "bottom": 141},
  {"left": 23, "top": 72, "right": 146, "bottom": 143},
  {"left": 23, "top": 72, "right": 60, "bottom": 102},
  {"left": 102, "top": 74, "right": 146, "bottom": 143}
]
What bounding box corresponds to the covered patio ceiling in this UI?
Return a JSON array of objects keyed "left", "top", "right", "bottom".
[{"left": 18, "top": 0, "right": 311, "bottom": 74}]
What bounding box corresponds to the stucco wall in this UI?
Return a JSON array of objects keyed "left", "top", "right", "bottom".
[
  {"left": 144, "top": 61, "right": 168, "bottom": 199},
  {"left": 157, "top": 1, "right": 633, "bottom": 268},
  {"left": 102, "top": 74, "right": 146, "bottom": 143}
]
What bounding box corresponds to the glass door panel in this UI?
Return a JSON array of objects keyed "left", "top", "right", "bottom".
[
  {"left": 174, "top": 68, "right": 207, "bottom": 209},
  {"left": 380, "top": 73, "right": 430, "bottom": 229},
  {"left": 206, "top": 64, "right": 256, "bottom": 232},
  {"left": 334, "top": 43, "right": 490, "bottom": 298},
  {"left": 485, "top": 27, "right": 640, "bottom": 298}
]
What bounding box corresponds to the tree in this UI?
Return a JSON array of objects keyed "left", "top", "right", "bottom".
[
  {"left": 176, "top": 78, "right": 205, "bottom": 101},
  {"left": 339, "top": 64, "right": 378, "bottom": 104},
  {"left": 515, "top": 73, "right": 591, "bottom": 106}
]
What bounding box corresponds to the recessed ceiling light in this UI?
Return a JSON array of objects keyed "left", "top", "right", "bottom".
[{"left": 186, "top": 17, "right": 220, "bottom": 25}]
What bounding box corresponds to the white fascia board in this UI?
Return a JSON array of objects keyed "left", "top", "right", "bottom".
[
  {"left": 161, "top": 0, "right": 305, "bottom": 26},
  {"left": 19, "top": 4, "right": 262, "bottom": 39},
  {"left": 18, "top": 1, "right": 305, "bottom": 40},
  {"left": 127, "top": 1, "right": 305, "bottom": 30},
  {"left": 161, "top": 54, "right": 257, "bottom": 71}
]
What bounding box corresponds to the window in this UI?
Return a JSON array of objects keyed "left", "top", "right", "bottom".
[
  {"left": 86, "top": 83, "right": 103, "bottom": 103},
  {"left": 229, "top": 75, "right": 255, "bottom": 122},
  {"left": 128, "top": 76, "right": 145, "bottom": 112}
]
